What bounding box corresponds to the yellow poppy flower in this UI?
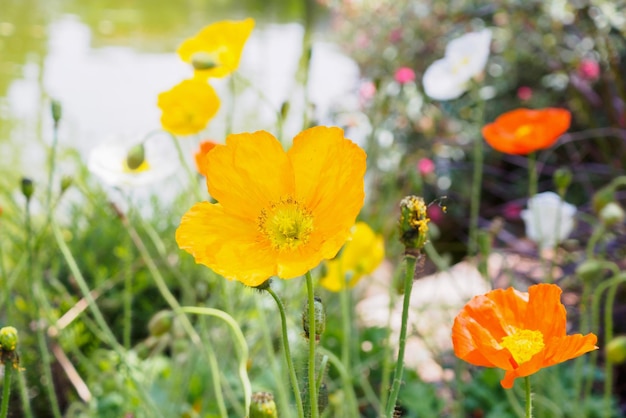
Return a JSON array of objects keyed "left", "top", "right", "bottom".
[
  {"left": 177, "top": 18, "right": 255, "bottom": 79},
  {"left": 319, "top": 222, "right": 385, "bottom": 292},
  {"left": 157, "top": 79, "right": 220, "bottom": 136},
  {"left": 175, "top": 126, "right": 367, "bottom": 287}
]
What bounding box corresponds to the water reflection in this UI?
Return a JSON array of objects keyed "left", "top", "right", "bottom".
[{"left": 0, "top": 1, "right": 359, "bottom": 187}]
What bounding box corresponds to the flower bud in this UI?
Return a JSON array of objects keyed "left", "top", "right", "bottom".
[
  {"left": 191, "top": 52, "right": 218, "bottom": 70},
  {"left": 302, "top": 296, "right": 326, "bottom": 341},
  {"left": 21, "top": 177, "right": 34, "bottom": 201},
  {"left": 60, "top": 175, "right": 73, "bottom": 194},
  {"left": 599, "top": 202, "right": 625, "bottom": 227},
  {"left": 606, "top": 335, "right": 626, "bottom": 364},
  {"left": 280, "top": 101, "right": 290, "bottom": 120},
  {"left": 592, "top": 187, "right": 614, "bottom": 214},
  {"left": 51, "top": 99, "right": 62, "bottom": 125},
  {"left": 398, "top": 195, "right": 430, "bottom": 255},
  {"left": 553, "top": 167, "right": 572, "bottom": 196},
  {"left": 126, "top": 144, "right": 146, "bottom": 170},
  {"left": 576, "top": 260, "right": 604, "bottom": 283},
  {"left": 0, "top": 326, "right": 18, "bottom": 352},
  {"left": 148, "top": 310, "right": 173, "bottom": 337},
  {"left": 249, "top": 392, "right": 278, "bottom": 418}
]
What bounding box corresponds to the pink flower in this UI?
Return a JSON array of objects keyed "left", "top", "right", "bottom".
[
  {"left": 427, "top": 205, "right": 444, "bottom": 224},
  {"left": 417, "top": 158, "right": 435, "bottom": 176},
  {"left": 389, "top": 28, "right": 403, "bottom": 43},
  {"left": 517, "top": 86, "right": 532, "bottom": 101},
  {"left": 503, "top": 202, "right": 522, "bottom": 220},
  {"left": 359, "top": 81, "right": 377, "bottom": 102},
  {"left": 578, "top": 59, "right": 600, "bottom": 81},
  {"left": 395, "top": 67, "right": 416, "bottom": 84}
]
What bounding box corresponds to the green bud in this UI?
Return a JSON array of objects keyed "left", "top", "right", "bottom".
[
  {"left": 576, "top": 260, "right": 604, "bottom": 283},
  {"left": 398, "top": 195, "right": 430, "bottom": 255},
  {"left": 21, "top": 177, "right": 34, "bottom": 200},
  {"left": 125, "top": 144, "right": 145, "bottom": 170},
  {"left": 51, "top": 99, "right": 62, "bottom": 125},
  {"left": 60, "top": 175, "right": 73, "bottom": 193},
  {"left": 318, "top": 383, "right": 329, "bottom": 413},
  {"left": 302, "top": 296, "right": 326, "bottom": 341},
  {"left": 553, "top": 167, "right": 572, "bottom": 196},
  {"left": 599, "top": 202, "right": 625, "bottom": 227},
  {"left": 249, "top": 392, "right": 278, "bottom": 418},
  {"left": 148, "top": 310, "right": 173, "bottom": 337},
  {"left": 280, "top": 101, "right": 290, "bottom": 120},
  {"left": 606, "top": 335, "right": 626, "bottom": 364},
  {"left": 191, "top": 52, "right": 218, "bottom": 70},
  {"left": 0, "top": 326, "right": 18, "bottom": 352},
  {"left": 592, "top": 187, "right": 614, "bottom": 214}
]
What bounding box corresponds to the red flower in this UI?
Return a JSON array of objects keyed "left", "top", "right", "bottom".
[
  {"left": 482, "top": 108, "right": 571, "bottom": 155},
  {"left": 452, "top": 283, "right": 597, "bottom": 389}
]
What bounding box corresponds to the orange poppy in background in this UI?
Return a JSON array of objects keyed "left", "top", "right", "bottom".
[
  {"left": 452, "top": 283, "right": 597, "bottom": 389},
  {"left": 482, "top": 108, "right": 571, "bottom": 155},
  {"left": 194, "top": 140, "right": 218, "bottom": 176}
]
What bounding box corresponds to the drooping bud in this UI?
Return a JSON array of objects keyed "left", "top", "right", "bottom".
[
  {"left": 398, "top": 195, "right": 430, "bottom": 255},
  {"left": 280, "top": 101, "right": 290, "bottom": 120},
  {"left": 553, "top": 167, "right": 572, "bottom": 196},
  {"left": 148, "top": 310, "right": 173, "bottom": 337},
  {"left": 0, "top": 326, "right": 18, "bottom": 352},
  {"left": 599, "top": 202, "right": 625, "bottom": 227},
  {"left": 60, "top": 175, "right": 73, "bottom": 194},
  {"left": 302, "top": 296, "right": 326, "bottom": 341},
  {"left": 21, "top": 177, "right": 34, "bottom": 201},
  {"left": 576, "top": 260, "right": 604, "bottom": 283},
  {"left": 592, "top": 186, "right": 614, "bottom": 214},
  {"left": 51, "top": 99, "right": 62, "bottom": 126},
  {"left": 606, "top": 335, "right": 626, "bottom": 364},
  {"left": 125, "top": 144, "right": 146, "bottom": 171},
  {"left": 249, "top": 392, "right": 278, "bottom": 418},
  {"left": 191, "top": 52, "right": 218, "bottom": 70},
  {"left": 252, "top": 279, "right": 272, "bottom": 292}
]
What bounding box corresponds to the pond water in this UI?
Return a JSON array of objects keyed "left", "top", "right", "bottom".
[{"left": 0, "top": 0, "right": 360, "bottom": 188}]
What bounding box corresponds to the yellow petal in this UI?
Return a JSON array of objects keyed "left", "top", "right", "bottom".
[
  {"left": 319, "top": 259, "right": 346, "bottom": 292},
  {"left": 157, "top": 79, "right": 220, "bottom": 136},
  {"left": 175, "top": 202, "right": 276, "bottom": 287}
]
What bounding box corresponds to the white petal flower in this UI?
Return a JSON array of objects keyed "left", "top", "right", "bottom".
[
  {"left": 521, "top": 192, "right": 576, "bottom": 250},
  {"left": 422, "top": 29, "right": 492, "bottom": 101},
  {"left": 88, "top": 133, "right": 179, "bottom": 188}
]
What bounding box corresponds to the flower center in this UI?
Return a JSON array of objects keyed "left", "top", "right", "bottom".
[
  {"left": 258, "top": 197, "right": 314, "bottom": 251},
  {"left": 122, "top": 159, "right": 150, "bottom": 174},
  {"left": 500, "top": 328, "right": 545, "bottom": 365},
  {"left": 514, "top": 124, "right": 533, "bottom": 138}
]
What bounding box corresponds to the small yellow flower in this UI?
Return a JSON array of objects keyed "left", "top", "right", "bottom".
[
  {"left": 178, "top": 18, "right": 255, "bottom": 79},
  {"left": 157, "top": 79, "right": 220, "bottom": 136},
  {"left": 175, "top": 126, "right": 366, "bottom": 287},
  {"left": 319, "top": 222, "right": 384, "bottom": 292}
]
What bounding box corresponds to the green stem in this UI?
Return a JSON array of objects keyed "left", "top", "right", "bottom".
[
  {"left": 46, "top": 119, "right": 60, "bottom": 210},
  {"left": 317, "top": 347, "right": 360, "bottom": 416},
  {"left": 17, "top": 365, "right": 32, "bottom": 418},
  {"left": 0, "top": 361, "right": 12, "bottom": 418},
  {"left": 181, "top": 307, "right": 251, "bottom": 415},
  {"left": 527, "top": 152, "right": 538, "bottom": 199},
  {"left": 266, "top": 287, "right": 305, "bottom": 418},
  {"left": 384, "top": 254, "right": 418, "bottom": 417},
  {"left": 123, "top": 251, "right": 133, "bottom": 349},
  {"left": 525, "top": 377, "right": 533, "bottom": 418},
  {"left": 340, "top": 285, "right": 351, "bottom": 383},
  {"left": 305, "top": 271, "right": 319, "bottom": 418},
  {"left": 468, "top": 125, "right": 484, "bottom": 257}
]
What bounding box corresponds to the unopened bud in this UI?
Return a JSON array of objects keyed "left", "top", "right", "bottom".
[
  {"left": 191, "top": 52, "right": 218, "bottom": 70},
  {"left": 576, "top": 260, "right": 604, "bottom": 283},
  {"left": 148, "top": 310, "right": 173, "bottom": 337},
  {"left": 599, "top": 202, "right": 625, "bottom": 227},
  {"left": 51, "top": 99, "right": 62, "bottom": 125},
  {"left": 302, "top": 296, "right": 326, "bottom": 341},
  {"left": 553, "top": 167, "right": 572, "bottom": 196},
  {"left": 398, "top": 195, "right": 430, "bottom": 255},
  {"left": 592, "top": 187, "right": 614, "bottom": 214},
  {"left": 606, "top": 335, "right": 626, "bottom": 364},
  {"left": 60, "top": 176, "right": 73, "bottom": 193},
  {"left": 249, "top": 392, "right": 278, "bottom": 418},
  {"left": 126, "top": 144, "right": 145, "bottom": 170},
  {"left": 21, "top": 178, "right": 34, "bottom": 200},
  {"left": 0, "top": 326, "right": 18, "bottom": 352},
  {"left": 280, "top": 101, "right": 290, "bottom": 120}
]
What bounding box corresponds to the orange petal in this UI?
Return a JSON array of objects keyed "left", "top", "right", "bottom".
[
  {"left": 205, "top": 131, "right": 294, "bottom": 221},
  {"left": 288, "top": 126, "right": 366, "bottom": 260},
  {"left": 523, "top": 283, "right": 566, "bottom": 338},
  {"left": 175, "top": 202, "right": 276, "bottom": 286}
]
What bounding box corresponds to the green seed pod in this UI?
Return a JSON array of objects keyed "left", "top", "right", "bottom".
[
  {"left": 0, "top": 326, "right": 18, "bottom": 352},
  {"left": 302, "top": 296, "right": 326, "bottom": 341},
  {"left": 576, "top": 260, "right": 604, "bottom": 283},
  {"left": 592, "top": 187, "right": 614, "bottom": 214},
  {"left": 606, "top": 335, "right": 626, "bottom": 364},
  {"left": 599, "top": 202, "right": 625, "bottom": 227},
  {"left": 125, "top": 144, "right": 145, "bottom": 170},
  {"left": 249, "top": 392, "right": 278, "bottom": 418},
  {"left": 553, "top": 167, "right": 572, "bottom": 196},
  {"left": 51, "top": 99, "right": 62, "bottom": 125},
  {"left": 21, "top": 178, "right": 34, "bottom": 200},
  {"left": 148, "top": 310, "right": 173, "bottom": 337}
]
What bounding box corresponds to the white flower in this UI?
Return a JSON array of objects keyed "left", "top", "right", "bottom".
[
  {"left": 521, "top": 192, "right": 576, "bottom": 250},
  {"left": 422, "top": 29, "right": 492, "bottom": 101},
  {"left": 88, "top": 133, "right": 179, "bottom": 188}
]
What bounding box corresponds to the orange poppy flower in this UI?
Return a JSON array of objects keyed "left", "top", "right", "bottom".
[
  {"left": 482, "top": 108, "right": 571, "bottom": 155},
  {"left": 175, "top": 126, "right": 366, "bottom": 287},
  {"left": 452, "top": 283, "right": 597, "bottom": 389},
  {"left": 194, "top": 140, "right": 218, "bottom": 176}
]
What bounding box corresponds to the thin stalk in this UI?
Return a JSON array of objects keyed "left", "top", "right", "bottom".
[
  {"left": 16, "top": 365, "right": 32, "bottom": 418},
  {"left": 340, "top": 285, "right": 352, "bottom": 383},
  {"left": 527, "top": 152, "right": 538, "bottom": 200},
  {"left": 169, "top": 132, "right": 202, "bottom": 202},
  {"left": 46, "top": 116, "right": 60, "bottom": 210},
  {"left": 384, "top": 255, "right": 418, "bottom": 417},
  {"left": 266, "top": 287, "right": 305, "bottom": 418},
  {"left": 122, "top": 255, "right": 133, "bottom": 349},
  {"left": 306, "top": 271, "right": 319, "bottom": 418},
  {"left": 0, "top": 362, "right": 12, "bottom": 418},
  {"left": 317, "top": 347, "right": 359, "bottom": 416},
  {"left": 525, "top": 377, "right": 533, "bottom": 418}
]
